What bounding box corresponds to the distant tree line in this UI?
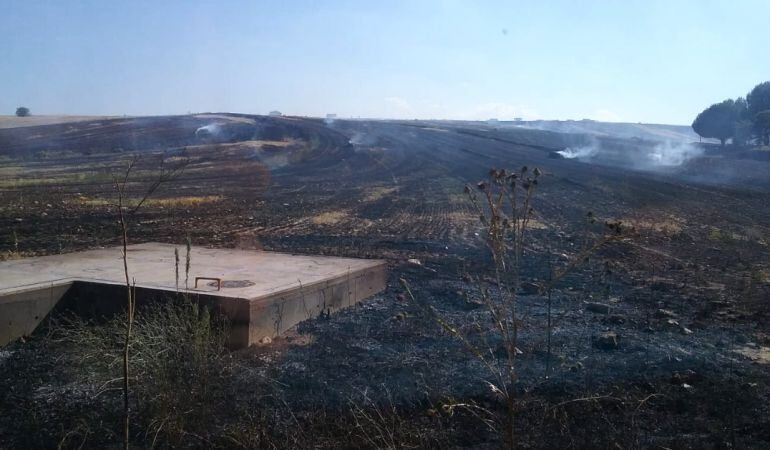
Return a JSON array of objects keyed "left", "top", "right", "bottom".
[{"left": 692, "top": 81, "right": 770, "bottom": 147}]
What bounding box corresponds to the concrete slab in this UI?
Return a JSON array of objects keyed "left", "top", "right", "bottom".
[{"left": 0, "top": 243, "right": 387, "bottom": 347}]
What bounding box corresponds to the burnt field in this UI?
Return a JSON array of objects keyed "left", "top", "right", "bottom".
[{"left": 1, "top": 114, "right": 770, "bottom": 448}]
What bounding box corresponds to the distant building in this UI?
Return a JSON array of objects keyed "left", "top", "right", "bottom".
[
  {"left": 487, "top": 118, "right": 499, "bottom": 125},
  {"left": 269, "top": 110, "right": 282, "bottom": 117},
  {"left": 514, "top": 117, "right": 523, "bottom": 122},
  {"left": 326, "top": 113, "right": 337, "bottom": 119}
]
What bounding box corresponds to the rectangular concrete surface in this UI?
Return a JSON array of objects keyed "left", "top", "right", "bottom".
[{"left": 0, "top": 243, "right": 387, "bottom": 347}]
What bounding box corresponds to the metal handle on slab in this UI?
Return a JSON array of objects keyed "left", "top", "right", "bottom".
[{"left": 194, "top": 277, "right": 221, "bottom": 291}]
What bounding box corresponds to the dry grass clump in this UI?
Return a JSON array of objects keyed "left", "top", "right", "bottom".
[
  {"left": 0, "top": 171, "right": 119, "bottom": 188},
  {"left": 0, "top": 250, "right": 36, "bottom": 261},
  {"left": 622, "top": 215, "right": 683, "bottom": 235},
  {"left": 145, "top": 195, "right": 223, "bottom": 208},
  {"left": 363, "top": 186, "right": 398, "bottom": 202},
  {"left": 52, "top": 299, "right": 230, "bottom": 447},
  {"left": 183, "top": 139, "right": 293, "bottom": 155},
  {"left": 311, "top": 210, "right": 350, "bottom": 225},
  {"left": 0, "top": 176, "right": 73, "bottom": 188},
  {"left": 0, "top": 115, "right": 115, "bottom": 129},
  {"left": 38, "top": 301, "right": 458, "bottom": 448},
  {"left": 73, "top": 195, "right": 223, "bottom": 208}
]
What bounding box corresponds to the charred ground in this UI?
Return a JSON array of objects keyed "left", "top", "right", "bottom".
[{"left": 1, "top": 114, "right": 769, "bottom": 448}]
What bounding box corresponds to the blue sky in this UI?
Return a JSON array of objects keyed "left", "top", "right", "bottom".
[{"left": 1, "top": 0, "right": 768, "bottom": 124}]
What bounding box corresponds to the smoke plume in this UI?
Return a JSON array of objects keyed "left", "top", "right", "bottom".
[
  {"left": 558, "top": 139, "right": 705, "bottom": 171},
  {"left": 557, "top": 145, "right": 599, "bottom": 160},
  {"left": 195, "top": 123, "right": 223, "bottom": 139},
  {"left": 645, "top": 141, "right": 704, "bottom": 167}
]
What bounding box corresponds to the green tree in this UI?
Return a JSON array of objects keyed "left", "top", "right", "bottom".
[
  {"left": 731, "top": 97, "right": 752, "bottom": 147},
  {"left": 15, "top": 106, "right": 30, "bottom": 117},
  {"left": 747, "top": 82, "right": 770, "bottom": 116},
  {"left": 747, "top": 82, "right": 770, "bottom": 145},
  {"left": 755, "top": 110, "right": 770, "bottom": 146},
  {"left": 734, "top": 97, "right": 749, "bottom": 119},
  {"left": 692, "top": 99, "right": 741, "bottom": 147},
  {"left": 733, "top": 119, "right": 754, "bottom": 147}
]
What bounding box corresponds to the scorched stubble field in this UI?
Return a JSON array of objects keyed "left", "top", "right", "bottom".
[{"left": 1, "top": 113, "right": 769, "bottom": 448}]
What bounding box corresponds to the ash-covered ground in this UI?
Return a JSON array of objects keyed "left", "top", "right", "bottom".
[{"left": 1, "top": 114, "right": 769, "bottom": 448}]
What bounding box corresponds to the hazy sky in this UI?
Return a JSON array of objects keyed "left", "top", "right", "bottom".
[{"left": 2, "top": 1, "right": 768, "bottom": 124}]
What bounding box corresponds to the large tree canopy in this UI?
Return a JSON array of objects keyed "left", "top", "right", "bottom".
[
  {"left": 747, "top": 81, "right": 770, "bottom": 117},
  {"left": 694, "top": 81, "right": 770, "bottom": 148},
  {"left": 692, "top": 99, "right": 743, "bottom": 146},
  {"left": 747, "top": 82, "right": 770, "bottom": 145},
  {"left": 15, "top": 106, "right": 30, "bottom": 117},
  {"left": 755, "top": 110, "right": 770, "bottom": 145}
]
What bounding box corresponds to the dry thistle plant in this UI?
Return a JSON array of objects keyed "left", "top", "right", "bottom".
[{"left": 401, "top": 166, "right": 624, "bottom": 449}]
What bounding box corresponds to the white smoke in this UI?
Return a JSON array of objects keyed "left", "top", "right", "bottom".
[
  {"left": 557, "top": 139, "right": 704, "bottom": 170},
  {"left": 557, "top": 145, "right": 599, "bottom": 160},
  {"left": 195, "top": 123, "right": 223, "bottom": 138},
  {"left": 645, "top": 141, "right": 704, "bottom": 167},
  {"left": 348, "top": 131, "right": 376, "bottom": 146}
]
